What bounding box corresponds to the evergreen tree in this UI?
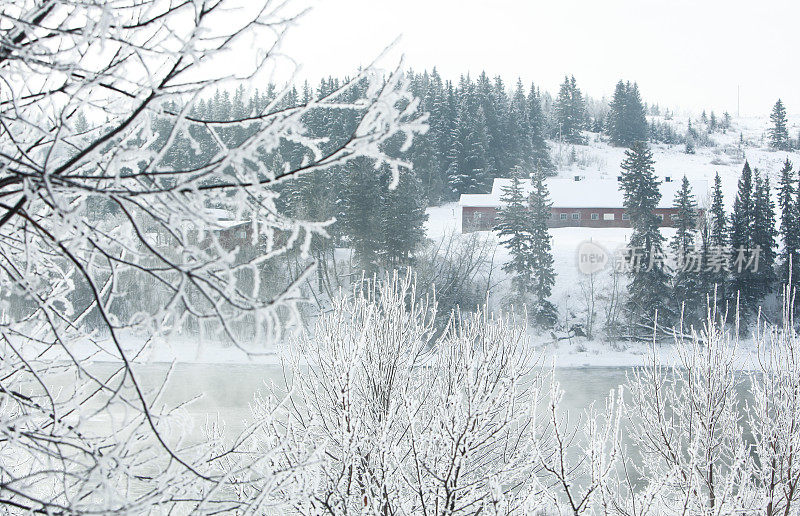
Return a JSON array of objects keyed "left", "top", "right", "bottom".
[
  {"left": 553, "top": 75, "right": 585, "bottom": 143},
  {"left": 437, "top": 80, "right": 459, "bottom": 188},
  {"left": 706, "top": 172, "right": 730, "bottom": 306},
  {"left": 728, "top": 161, "right": 760, "bottom": 311},
  {"left": 339, "top": 158, "right": 428, "bottom": 274},
  {"left": 670, "top": 176, "right": 701, "bottom": 322},
  {"left": 696, "top": 211, "right": 713, "bottom": 312},
  {"left": 339, "top": 157, "right": 384, "bottom": 273},
  {"left": 527, "top": 83, "right": 553, "bottom": 174},
  {"left": 619, "top": 142, "right": 671, "bottom": 324},
  {"left": 446, "top": 101, "right": 492, "bottom": 197},
  {"left": 427, "top": 71, "right": 455, "bottom": 201},
  {"left": 607, "top": 81, "right": 627, "bottom": 146},
  {"left": 528, "top": 169, "right": 557, "bottom": 325},
  {"left": 752, "top": 169, "right": 778, "bottom": 300},
  {"left": 412, "top": 71, "right": 445, "bottom": 202},
  {"left": 709, "top": 173, "right": 727, "bottom": 248},
  {"left": 622, "top": 82, "right": 648, "bottom": 145},
  {"left": 493, "top": 166, "right": 558, "bottom": 327},
  {"left": 380, "top": 167, "right": 428, "bottom": 269},
  {"left": 795, "top": 167, "right": 800, "bottom": 287},
  {"left": 684, "top": 119, "right": 697, "bottom": 154},
  {"left": 495, "top": 171, "right": 535, "bottom": 299},
  {"left": 506, "top": 79, "right": 532, "bottom": 171},
  {"left": 606, "top": 80, "right": 648, "bottom": 147},
  {"left": 778, "top": 158, "right": 800, "bottom": 289},
  {"left": 685, "top": 136, "right": 696, "bottom": 154},
  {"left": 492, "top": 76, "right": 511, "bottom": 172},
  {"left": 476, "top": 71, "right": 502, "bottom": 175},
  {"left": 769, "top": 99, "right": 790, "bottom": 151}
]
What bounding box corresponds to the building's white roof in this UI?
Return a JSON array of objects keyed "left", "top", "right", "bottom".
[{"left": 460, "top": 177, "right": 709, "bottom": 209}]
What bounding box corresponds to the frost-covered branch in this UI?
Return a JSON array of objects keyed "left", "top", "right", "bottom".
[{"left": 0, "top": 0, "right": 425, "bottom": 510}]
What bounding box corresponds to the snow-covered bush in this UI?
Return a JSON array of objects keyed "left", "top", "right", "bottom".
[
  {"left": 621, "top": 310, "right": 755, "bottom": 514},
  {"left": 616, "top": 296, "right": 800, "bottom": 515},
  {"left": 255, "top": 273, "right": 546, "bottom": 514},
  {"left": 748, "top": 289, "right": 800, "bottom": 516},
  {"left": 243, "top": 278, "right": 800, "bottom": 514}
]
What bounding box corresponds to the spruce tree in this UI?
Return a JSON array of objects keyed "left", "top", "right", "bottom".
[
  {"left": 492, "top": 76, "right": 511, "bottom": 172},
  {"left": 476, "top": 71, "right": 501, "bottom": 175},
  {"left": 769, "top": 99, "right": 790, "bottom": 151},
  {"left": 619, "top": 142, "right": 671, "bottom": 324},
  {"left": 446, "top": 100, "right": 491, "bottom": 197},
  {"left": 670, "top": 176, "right": 701, "bottom": 322},
  {"left": 684, "top": 119, "right": 697, "bottom": 154},
  {"left": 553, "top": 75, "right": 585, "bottom": 143},
  {"left": 752, "top": 169, "right": 778, "bottom": 300},
  {"left": 506, "top": 79, "right": 532, "bottom": 171},
  {"left": 527, "top": 83, "right": 553, "bottom": 174},
  {"left": 728, "top": 161, "right": 759, "bottom": 311},
  {"left": 778, "top": 158, "right": 800, "bottom": 289},
  {"left": 685, "top": 136, "right": 696, "bottom": 155},
  {"left": 412, "top": 72, "right": 445, "bottom": 202},
  {"left": 607, "top": 80, "right": 627, "bottom": 146},
  {"left": 495, "top": 171, "right": 535, "bottom": 300},
  {"left": 437, "top": 80, "right": 458, "bottom": 189},
  {"left": 707, "top": 172, "right": 729, "bottom": 306},
  {"left": 623, "top": 82, "right": 648, "bottom": 145},
  {"left": 339, "top": 157, "right": 384, "bottom": 273},
  {"left": 606, "top": 80, "right": 647, "bottom": 147},
  {"left": 427, "top": 71, "right": 454, "bottom": 201},
  {"left": 528, "top": 169, "right": 557, "bottom": 325},
  {"left": 380, "top": 167, "right": 428, "bottom": 269}
]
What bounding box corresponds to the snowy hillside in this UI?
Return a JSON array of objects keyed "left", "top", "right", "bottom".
[
  {"left": 550, "top": 114, "right": 800, "bottom": 206},
  {"left": 425, "top": 113, "right": 800, "bottom": 364}
]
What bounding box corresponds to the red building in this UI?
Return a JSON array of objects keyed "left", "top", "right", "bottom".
[{"left": 460, "top": 177, "right": 708, "bottom": 232}]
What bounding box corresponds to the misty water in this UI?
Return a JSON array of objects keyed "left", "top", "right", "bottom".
[
  {"left": 51, "top": 361, "right": 758, "bottom": 504},
  {"left": 85, "top": 362, "right": 631, "bottom": 437}
]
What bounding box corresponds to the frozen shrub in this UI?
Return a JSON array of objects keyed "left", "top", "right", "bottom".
[{"left": 256, "top": 273, "right": 545, "bottom": 514}]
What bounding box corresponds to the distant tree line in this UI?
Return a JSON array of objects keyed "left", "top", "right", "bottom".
[
  {"left": 406, "top": 70, "right": 554, "bottom": 202},
  {"left": 119, "top": 75, "right": 799, "bottom": 331},
  {"left": 140, "top": 72, "right": 645, "bottom": 280}
]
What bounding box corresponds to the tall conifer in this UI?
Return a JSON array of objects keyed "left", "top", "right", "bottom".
[{"left": 619, "top": 142, "right": 670, "bottom": 324}]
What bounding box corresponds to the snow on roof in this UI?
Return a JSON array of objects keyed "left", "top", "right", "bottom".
[{"left": 460, "top": 177, "right": 709, "bottom": 209}]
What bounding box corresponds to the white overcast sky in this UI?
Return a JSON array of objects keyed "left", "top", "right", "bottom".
[{"left": 274, "top": 0, "right": 798, "bottom": 117}]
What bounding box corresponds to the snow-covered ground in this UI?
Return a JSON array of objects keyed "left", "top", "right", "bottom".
[
  {"left": 551, "top": 114, "right": 800, "bottom": 209},
  {"left": 423, "top": 205, "right": 758, "bottom": 368}
]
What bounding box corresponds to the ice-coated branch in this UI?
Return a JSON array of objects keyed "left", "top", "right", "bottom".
[{"left": 0, "top": 0, "right": 426, "bottom": 511}]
